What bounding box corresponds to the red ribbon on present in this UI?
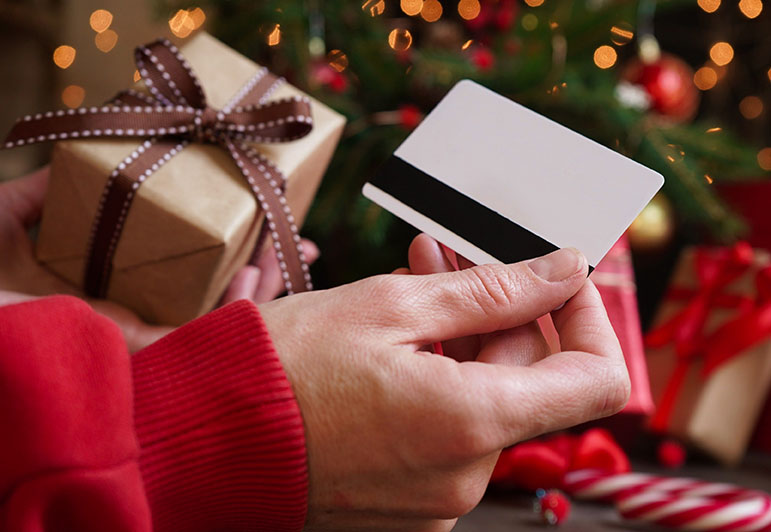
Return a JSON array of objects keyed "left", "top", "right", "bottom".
[
  {"left": 4, "top": 39, "right": 314, "bottom": 298},
  {"left": 490, "top": 429, "right": 630, "bottom": 491},
  {"left": 644, "top": 242, "right": 763, "bottom": 432}
]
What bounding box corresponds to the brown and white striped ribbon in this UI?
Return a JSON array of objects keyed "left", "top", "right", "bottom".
[{"left": 4, "top": 38, "right": 314, "bottom": 297}]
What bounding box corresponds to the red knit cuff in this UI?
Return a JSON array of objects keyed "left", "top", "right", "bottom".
[{"left": 131, "top": 300, "right": 307, "bottom": 532}]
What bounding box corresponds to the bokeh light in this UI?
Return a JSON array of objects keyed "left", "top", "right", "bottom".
[
  {"left": 738, "top": 0, "right": 763, "bottom": 18},
  {"left": 739, "top": 95, "right": 764, "bottom": 119},
  {"left": 421, "top": 0, "right": 443, "bottom": 22},
  {"left": 189, "top": 7, "right": 206, "bottom": 28},
  {"left": 610, "top": 23, "right": 634, "bottom": 46},
  {"left": 133, "top": 70, "right": 141, "bottom": 83},
  {"left": 458, "top": 0, "right": 481, "bottom": 20},
  {"left": 462, "top": 39, "right": 473, "bottom": 50},
  {"left": 709, "top": 42, "right": 734, "bottom": 66},
  {"left": 169, "top": 9, "right": 195, "bottom": 38},
  {"left": 328, "top": 49, "right": 349, "bottom": 72},
  {"left": 53, "top": 45, "right": 76, "bottom": 69},
  {"left": 704, "top": 174, "right": 714, "bottom": 184},
  {"left": 524, "top": 0, "right": 544, "bottom": 6},
  {"left": 89, "top": 9, "right": 113, "bottom": 32},
  {"left": 401, "top": 0, "right": 423, "bottom": 16},
  {"left": 693, "top": 66, "right": 718, "bottom": 90},
  {"left": 388, "top": 28, "right": 413, "bottom": 51},
  {"left": 758, "top": 147, "right": 771, "bottom": 170},
  {"left": 593, "top": 45, "right": 617, "bottom": 69},
  {"left": 267, "top": 24, "right": 281, "bottom": 46},
  {"left": 521, "top": 13, "right": 538, "bottom": 30},
  {"left": 697, "top": 0, "right": 721, "bottom": 12},
  {"left": 61, "top": 85, "right": 85, "bottom": 108},
  {"left": 362, "top": 0, "right": 385, "bottom": 16},
  {"left": 706, "top": 127, "right": 722, "bottom": 133},
  {"left": 95, "top": 29, "right": 118, "bottom": 52}
]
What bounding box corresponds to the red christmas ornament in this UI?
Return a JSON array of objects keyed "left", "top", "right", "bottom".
[
  {"left": 657, "top": 439, "right": 687, "bottom": 469},
  {"left": 534, "top": 489, "right": 571, "bottom": 526},
  {"left": 621, "top": 53, "right": 699, "bottom": 123},
  {"left": 398, "top": 104, "right": 423, "bottom": 130},
  {"left": 471, "top": 47, "right": 495, "bottom": 72}
]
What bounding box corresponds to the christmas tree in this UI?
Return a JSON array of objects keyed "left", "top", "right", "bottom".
[{"left": 162, "top": 0, "right": 770, "bottom": 287}]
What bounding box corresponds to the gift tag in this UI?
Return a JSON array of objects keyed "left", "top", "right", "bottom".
[{"left": 362, "top": 80, "right": 664, "bottom": 269}]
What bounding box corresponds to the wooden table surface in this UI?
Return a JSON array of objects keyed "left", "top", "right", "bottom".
[{"left": 455, "top": 454, "right": 771, "bottom": 531}]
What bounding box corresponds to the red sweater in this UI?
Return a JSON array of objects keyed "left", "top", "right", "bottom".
[{"left": 0, "top": 296, "right": 308, "bottom": 532}]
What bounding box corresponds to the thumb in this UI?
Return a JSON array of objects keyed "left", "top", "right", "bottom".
[
  {"left": 390, "top": 248, "right": 588, "bottom": 345},
  {"left": 0, "top": 167, "right": 49, "bottom": 227}
]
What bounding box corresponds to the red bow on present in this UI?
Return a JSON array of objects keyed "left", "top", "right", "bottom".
[
  {"left": 644, "top": 242, "right": 771, "bottom": 432},
  {"left": 490, "top": 429, "right": 630, "bottom": 491}
]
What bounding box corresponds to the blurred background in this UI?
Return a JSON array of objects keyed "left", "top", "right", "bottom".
[{"left": 1, "top": 0, "right": 771, "bottom": 323}]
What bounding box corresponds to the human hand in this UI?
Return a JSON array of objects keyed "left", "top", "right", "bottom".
[
  {"left": 0, "top": 167, "right": 318, "bottom": 351},
  {"left": 260, "top": 245, "right": 629, "bottom": 531}
]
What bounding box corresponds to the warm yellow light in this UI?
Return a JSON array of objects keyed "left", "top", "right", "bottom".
[
  {"left": 462, "top": 39, "right": 473, "bottom": 50},
  {"left": 89, "top": 9, "right": 113, "bottom": 32},
  {"left": 189, "top": 7, "right": 206, "bottom": 28},
  {"left": 53, "top": 45, "right": 76, "bottom": 69},
  {"left": 327, "top": 49, "right": 348, "bottom": 72},
  {"left": 697, "top": 0, "right": 721, "bottom": 12},
  {"left": 133, "top": 70, "right": 141, "bottom": 83},
  {"left": 610, "top": 23, "right": 634, "bottom": 46},
  {"left": 421, "top": 0, "right": 443, "bottom": 22},
  {"left": 458, "top": 0, "right": 481, "bottom": 20},
  {"left": 362, "top": 0, "right": 385, "bottom": 16},
  {"left": 169, "top": 9, "right": 195, "bottom": 38},
  {"left": 709, "top": 42, "right": 734, "bottom": 66},
  {"left": 267, "top": 24, "right": 281, "bottom": 46},
  {"left": 768, "top": 67, "right": 771, "bottom": 82},
  {"left": 593, "top": 45, "right": 617, "bottom": 69},
  {"left": 524, "top": 0, "right": 545, "bottom": 6},
  {"left": 739, "top": 96, "right": 764, "bottom": 119},
  {"left": 401, "top": 0, "right": 423, "bottom": 16},
  {"left": 95, "top": 29, "right": 118, "bottom": 52},
  {"left": 704, "top": 174, "right": 714, "bottom": 184},
  {"left": 521, "top": 13, "right": 538, "bottom": 30},
  {"left": 388, "top": 28, "right": 413, "bottom": 51},
  {"left": 706, "top": 127, "right": 722, "bottom": 133},
  {"left": 62, "top": 85, "right": 85, "bottom": 108},
  {"left": 739, "top": 0, "right": 763, "bottom": 18},
  {"left": 758, "top": 147, "right": 771, "bottom": 170},
  {"left": 693, "top": 66, "right": 718, "bottom": 90}
]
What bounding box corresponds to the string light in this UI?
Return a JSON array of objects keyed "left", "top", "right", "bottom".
[
  {"left": 706, "top": 127, "right": 722, "bottom": 133},
  {"left": 767, "top": 67, "right": 771, "bottom": 82},
  {"left": 388, "top": 28, "right": 413, "bottom": 51},
  {"left": 53, "top": 45, "right": 76, "bottom": 69},
  {"left": 521, "top": 13, "right": 538, "bottom": 30},
  {"left": 704, "top": 174, "right": 714, "bottom": 184},
  {"left": 267, "top": 24, "right": 281, "bottom": 46},
  {"left": 758, "top": 148, "right": 771, "bottom": 170},
  {"left": 458, "top": 0, "right": 481, "bottom": 20},
  {"left": 401, "top": 0, "right": 423, "bottom": 16},
  {"left": 524, "top": 0, "right": 545, "bottom": 6},
  {"left": 693, "top": 66, "right": 718, "bottom": 90},
  {"left": 593, "top": 45, "right": 617, "bottom": 69},
  {"left": 327, "top": 49, "right": 348, "bottom": 72},
  {"left": 362, "top": 0, "right": 385, "bottom": 16},
  {"left": 421, "top": 0, "right": 443, "bottom": 22},
  {"left": 133, "top": 70, "right": 141, "bottom": 82},
  {"left": 169, "top": 9, "right": 195, "bottom": 38},
  {"left": 709, "top": 42, "right": 734, "bottom": 66},
  {"left": 189, "top": 7, "right": 206, "bottom": 27},
  {"left": 697, "top": 0, "right": 721, "bottom": 12},
  {"left": 738, "top": 0, "right": 763, "bottom": 18},
  {"left": 95, "top": 29, "right": 118, "bottom": 52},
  {"left": 610, "top": 23, "right": 634, "bottom": 46},
  {"left": 462, "top": 39, "right": 473, "bottom": 50},
  {"left": 739, "top": 96, "right": 764, "bottom": 119},
  {"left": 61, "top": 85, "right": 85, "bottom": 108},
  {"left": 89, "top": 9, "right": 113, "bottom": 32}
]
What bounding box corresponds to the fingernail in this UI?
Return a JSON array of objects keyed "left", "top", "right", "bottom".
[{"left": 529, "top": 248, "right": 584, "bottom": 282}]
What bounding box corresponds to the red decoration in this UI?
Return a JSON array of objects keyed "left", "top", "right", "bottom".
[
  {"left": 622, "top": 53, "right": 699, "bottom": 123},
  {"left": 657, "top": 439, "right": 687, "bottom": 469},
  {"left": 471, "top": 47, "right": 495, "bottom": 71},
  {"left": 494, "top": 0, "right": 518, "bottom": 30},
  {"left": 399, "top": 104, "right": 423, "bottom": 130},
  {"left": 534, "top": 489, "right": 571, "bottom": 526},
  {"left": 465, "top": 0, "right": 518, "bottom": 32},
  {"left": 310, "top": 62, "right": 348, "bottom": 93}
]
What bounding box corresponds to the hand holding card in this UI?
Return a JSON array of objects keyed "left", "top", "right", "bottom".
[{"left": 363, "top": 80, "right": 664, "bottom": 269}]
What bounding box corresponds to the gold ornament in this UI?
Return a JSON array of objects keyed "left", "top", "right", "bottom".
[{"left": 628, "top": 193, "right": 675, "bottom": 251}]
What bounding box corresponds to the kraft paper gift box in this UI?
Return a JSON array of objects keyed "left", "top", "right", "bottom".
[
  {"left": 645, "top": 244, "right": 771, "bottom": 465},
  {"left": 34, "top": 33, "right": 345, "bottom": 325}
]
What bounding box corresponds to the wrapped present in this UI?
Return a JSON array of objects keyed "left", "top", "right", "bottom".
[
  {"left": 4, "top": 33, "right": 345, "bottom": 325},
  {"left": 592, "top": 236, "right": 654, "bottom": 419},
  {"left": 645, "top": 243, "right": 771, "bottom": 465}
]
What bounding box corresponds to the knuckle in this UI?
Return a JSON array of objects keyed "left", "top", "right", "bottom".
[
  {"left": 600, "top": 359, "right": 631, "bottom": 416},
  {"left": 352, "top": 275, "right": 415, "bottom": 328},
  {"left": 463, "top": 265, "right": 524, "bottom": 320}
]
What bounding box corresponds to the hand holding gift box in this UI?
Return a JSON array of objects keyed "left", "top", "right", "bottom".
[
  {"left": 645, "top": 242, "right": 771, "bottom": 464},
  {"left": 3, "top": 33, "right": 345, "bottom": 325}
]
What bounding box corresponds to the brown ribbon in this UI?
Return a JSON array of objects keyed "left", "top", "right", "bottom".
[{"left": 4, "top": 39, "right": 314, "bottom": 297}]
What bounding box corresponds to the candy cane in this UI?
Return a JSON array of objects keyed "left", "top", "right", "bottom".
[{"left": 564, "top": 469, "right": 771, "bottom": 532}]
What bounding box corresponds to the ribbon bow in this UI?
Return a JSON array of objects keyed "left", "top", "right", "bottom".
[
  {"left": 4, "top": 39, "right": 314, "bottom": 298},
  {"left": 645, "top": 242, "right": 758, "bottom": 431}
]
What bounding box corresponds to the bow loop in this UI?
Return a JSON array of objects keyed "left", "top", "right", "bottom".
[{"left": 135, "top": 39, "right": 207, "bottom": 108}]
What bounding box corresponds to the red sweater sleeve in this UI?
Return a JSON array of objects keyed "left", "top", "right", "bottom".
[{"left": 0, "top": 296, "right": 308, "bottom": 532}]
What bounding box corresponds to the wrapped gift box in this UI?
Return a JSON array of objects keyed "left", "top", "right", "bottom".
[
  {"left": 645, "top": 244, "right": 771, "bottom": 465},
  {"left": 35, "top": 33, "right": 345, "bottom": 325}
]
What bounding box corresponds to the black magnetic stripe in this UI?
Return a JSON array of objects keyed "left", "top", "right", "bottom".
[{"left": 370, "top": 155, "right": 562, "bottom": 266}]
